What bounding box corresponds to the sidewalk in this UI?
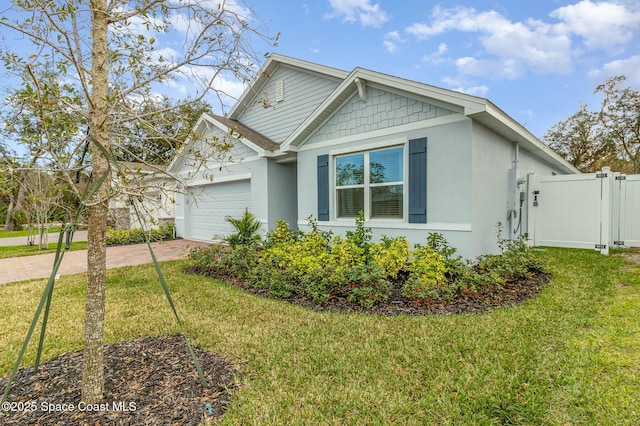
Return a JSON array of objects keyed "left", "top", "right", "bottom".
[{"left": 0, "top": 239, "right": 209, "bottom": 285}]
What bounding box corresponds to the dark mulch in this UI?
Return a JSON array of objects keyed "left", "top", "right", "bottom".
[
  {"left": 185, "top": 266, "right": 553, "bottom": 316},
  {"left": 0, "top": 335, "right": 239, "bottom": 426}
]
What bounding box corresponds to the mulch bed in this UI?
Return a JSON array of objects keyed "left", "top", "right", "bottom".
[
  {"left": 185, "top": 266, "right": 553, "bottom": 316},
  {"left": 0, "top": 335, "right": 239, "bottom": 426}
]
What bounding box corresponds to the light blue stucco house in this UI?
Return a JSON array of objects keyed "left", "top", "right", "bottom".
[{"left": 168, "top": 54, "right": 579, "bottom": 259}]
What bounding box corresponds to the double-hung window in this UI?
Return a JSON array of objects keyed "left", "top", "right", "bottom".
[{"left": 335, "top": 146, "right": 404, "bottom": 219}]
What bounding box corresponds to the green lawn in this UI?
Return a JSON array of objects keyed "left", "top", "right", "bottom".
[
  {"left": 1, "top": 248, "right": 638, "bottom": 424},
  {"left": 0, "top": 242, "right": 88, "bottom": 259},
  {"left": 0, "top": 228, "right": 61, "bottom": 238}
]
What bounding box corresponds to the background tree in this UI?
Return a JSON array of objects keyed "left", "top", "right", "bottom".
[
  {"left": 113, "top": 98, "right": 212, "bottom": 165},
  {"left": 543, "top": 75, "right": 640, "bottom": 173},
  {"left": 596, "top": 76, "right": 640, "bottom": 174},
  {"left": 0, "top": 63, "right": 85, "bottom": 230},
  {"left": 0, "top": 0, "right": 276, "bottom": 404},
  {"left": 543, "top": 103, "right": 611, "bottom": 172}
]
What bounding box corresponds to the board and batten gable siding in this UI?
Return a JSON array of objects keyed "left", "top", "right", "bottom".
[
  {"left": 238, "top": 65, "right": 343, "bottom": 143},
  {"left": 305, "top": 86, "right": 456, "bottom": 145},
  {"left": 176, "top": 125, "right": 258, "bottom": 176}
]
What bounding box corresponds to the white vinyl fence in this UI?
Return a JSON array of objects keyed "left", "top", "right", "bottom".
[{"left": 527, "top": 167, "right": 640, "bottom": 254}]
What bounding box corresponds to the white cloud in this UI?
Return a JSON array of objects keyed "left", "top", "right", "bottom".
[
  {"left": 550, "top": 0, "right": 640, "bottom": 50},
  {"left": 405, "top": 6, "right": 574, "bottom": 78},
  {"left": 325, "top": 0, "right": 390, "bottom": 28},
  {"left": 421, "top": 42, "right": 448, "bottom": 64},
  {"left": 589, "top": 55, "right": 640, "bottom": 86},
  {"left": 403, "top": 2, "right": 640, "bottom": 79},
  {"left": 383, "top": 30, "right": 402, "bottom": 53},
  {"left": 441, "top": 76, "right": 489, "bottom": 97}
]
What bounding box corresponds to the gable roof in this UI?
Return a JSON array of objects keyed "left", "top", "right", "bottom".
[
  {"left": 228, "top": 54, "right": 349, "bottom": 121},
  {"left": 277, "top": 65, "right": 579, "bottom": 174},
  {"left": 206, "top": 113, "right": 279, "bottom": 151},
  {"left": 167, "top": 112, "right": 278, "bottom": 174}
]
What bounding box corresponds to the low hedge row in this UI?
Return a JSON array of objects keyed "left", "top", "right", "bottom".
[
  {"left": 188, "top": 214, "right": 545, "bottom": 308},
  {"left": 106, "top": 225, "right": 176, "bottom": 246}
]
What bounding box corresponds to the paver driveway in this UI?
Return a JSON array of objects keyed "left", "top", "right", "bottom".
[{"left": 0, "top": 239, "right": 209, "bottom": 285}]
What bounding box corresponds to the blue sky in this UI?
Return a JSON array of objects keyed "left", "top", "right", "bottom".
[
  {"left": 244, "top": 0, "right": 640, "bottom": 138},
  {"left": 2, "top": 0, "right": 639, "bottom": 155}
]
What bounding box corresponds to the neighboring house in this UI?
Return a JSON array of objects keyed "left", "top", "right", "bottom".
[
  {"left": 169, "top": 54, "right": 579, "bottom": 258},
  {"left": 108, "top": 162, "right": 175, "bottom": 230}
]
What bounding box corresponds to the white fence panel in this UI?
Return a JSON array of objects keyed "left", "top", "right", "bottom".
[
  {"left": 618, "top": 174, "right": 640, "bottom": 247},
  {"left": 529, "top": 172, "right": 607, "bottom": 252}
]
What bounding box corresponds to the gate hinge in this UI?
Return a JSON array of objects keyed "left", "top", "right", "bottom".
[
  {"left": 615, "top": 175, "right": 626, "bottom": 181},
  {"left": 596, "top": 173, "right": 608, "bottom": 178},
  {"left": 613, "top": 240, "right": 625, "bottom": 246},
  {"left": 595, "top": 243, "right": 607, "bottom": 249}
]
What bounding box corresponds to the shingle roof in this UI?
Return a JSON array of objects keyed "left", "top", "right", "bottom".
[{"left": 207, "top": 113, "right": 280, "bottom": 152}]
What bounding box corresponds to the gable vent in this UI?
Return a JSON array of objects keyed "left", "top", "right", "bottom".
[{"left": 276, "top": 79, "right": 284, "bottom": 102}]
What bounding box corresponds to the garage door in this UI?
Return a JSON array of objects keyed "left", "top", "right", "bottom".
[{"left": 187, "top": 179, "right": 251, "bottom": 241}]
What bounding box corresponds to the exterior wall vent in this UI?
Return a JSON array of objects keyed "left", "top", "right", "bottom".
[{"left": 276, "top": 80, "right": 284, "bottom": 102}]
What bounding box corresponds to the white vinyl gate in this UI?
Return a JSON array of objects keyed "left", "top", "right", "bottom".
[
  {"left": 528, "top": 167, "right": 640, "bottom": 254},
  {"left": 614, "top": 174, "right": 640, "bottom": 247}
]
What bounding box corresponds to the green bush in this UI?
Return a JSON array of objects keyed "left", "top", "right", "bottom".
[
  {"left": 370, "top": 236, "right": 410, "bottom": 279},
  {"left": 300, "top": 266, "right": 344, "bottom": 303},
  {"left": 106, "top": 225, "right": 175, "bottom": 245},
  {"left": 189, "top": 216, "right": 547, "bottom": 309},
  {"left": 343, "top": 264, "right": 391, "bottom": 308},
  {"left": 402, "top": 244, "right": 449, "bottom": 299}
]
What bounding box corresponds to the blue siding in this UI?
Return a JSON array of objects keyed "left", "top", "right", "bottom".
[{"left": 409, "top": 138, "right": 427, "bottom": 223}]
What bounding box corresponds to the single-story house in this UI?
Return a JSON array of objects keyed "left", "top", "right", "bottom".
[
  {"left": 168, "top": 54, "right": 579, "bottom": 259},
  {"left": 108, "top": 162, "right": 175, "bottom": 230}
]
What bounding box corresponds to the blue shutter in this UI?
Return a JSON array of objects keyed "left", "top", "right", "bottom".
[
  {"left": 408, "top": 138, "right": 427, "bottom": 223},
  {"left": 317, "top": 154, "right": 329, "bottom": 221}
]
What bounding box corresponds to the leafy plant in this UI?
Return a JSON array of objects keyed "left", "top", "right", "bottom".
[
  {"left": 106, "top": 225, "right": 175, "bottom": 245},
  {"left": 224, "top": 209, "right": 262, "bottom": 248},
  {"left": 343, "top": 264, "right": 391, "bottom": 308},
  {"left": 370, "top": 236, "right": 410, "bottom": 279},
  {"left": 345, "top": 211, "right": 372, "bottom": 254},
  {"left": 403, "top": 244, "right": 449, "bottom": 299}
]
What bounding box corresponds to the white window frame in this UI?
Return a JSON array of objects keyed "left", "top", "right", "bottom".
[{"left": 334, "top": 144, "right": 405, "bottom": 221}]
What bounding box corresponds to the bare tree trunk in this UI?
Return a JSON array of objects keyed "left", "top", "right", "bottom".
[
  {"left": 3, "top": 156, "right": 40, "bottom": 231},
  {"left": 3, "top": 196, "right": 16, "bottom": 231},
  {"left": 81, "top": 0, "right": 109, "bottom": 404}
]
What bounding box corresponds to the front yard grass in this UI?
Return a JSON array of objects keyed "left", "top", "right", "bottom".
[
  {"left": 0, "top": 247, "right": 638, "bottom": 424},
  {"left": 0, "top": 242, "right": 88, "bottom": 259},
  {"left": 0, "top": 228, "right": 61, "bottom": 238}
]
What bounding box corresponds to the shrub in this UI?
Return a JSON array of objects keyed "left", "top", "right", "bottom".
[
  {"left": 248, "top": 254, "right": 298, "bottom": 298},
  {"left": 265, "top": 220, "right": 298, "bottom": 246},
  {"left": 343, "top": 264, "right": 391, "bottom": 308},
  {"left": 402, "top": 244, "right": 449, "bottom": 299},
  {"left": 475, "top": 225, "right": 545, "bottom": 283},
  {"left": 106, "top": 225, "right": 175, "bottom": 245},
  {"left": 370, "top": 236, "right": 410, "bottom": 279},
  {"left": 224, "top": 209, "right": 262, "bottom": 248},
  {"left": 329, "top": 236, "right": 366, "bottom": 271},
  {"left": 344, "top": 211, "right": 372, "bottom": 259},
  {"left": 300, "top": 265, "right": 344, "bottom": 303}
]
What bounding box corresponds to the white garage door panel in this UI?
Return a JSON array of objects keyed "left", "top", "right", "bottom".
[{"left": 188, "top": 180, "right": 251, "bottom": 241}]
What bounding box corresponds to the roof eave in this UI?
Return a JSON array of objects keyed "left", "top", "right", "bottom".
[{"left": 470, "top": 102, "right": 580, "bottom": 174}]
